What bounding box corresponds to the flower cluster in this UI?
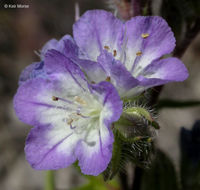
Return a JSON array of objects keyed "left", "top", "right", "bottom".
[{"left": 14, "top": 10, "right": 188, "bottom": 176}]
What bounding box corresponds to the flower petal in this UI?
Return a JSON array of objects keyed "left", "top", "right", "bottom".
[
  {"left": 40, "top": 35, "right": 77, "bottom": 60},
  {"left": 91, "top": 81, "right": 123, "bottom": 125},
  {"left": 73, "top": 10, "right": 124, "bottom": 61},
  {"left": 77, "top": 59, "right": 107, "bottom": 83},
  {"left": 75, "top": 125, "right": 113, "bottom": 176},
  {"left": 14, "top": 78, "right": 72, "bottom": 126},
  {"left": 138, "top": 57, "right": 189, "bottom": 88},
  {"left": 75, "top": 82, "right": 122, "bottom": 175},
  {"left": 125, "top": 16, "right": 176, "bottom": 75},
  {"left": 97, "top": 50, "right": 139, "bottom": 96},
  {"left": 44, "top": 49, "right": 88, "bottom": 91},
  {"left": 25, "top": 125, "right": 78, "bottom": 170},
  {"left": 14, "top": 57, "right": 87, "bottom": 127},
  {"left": 18, "top": 61, "right": 46, "bottom": 85}
]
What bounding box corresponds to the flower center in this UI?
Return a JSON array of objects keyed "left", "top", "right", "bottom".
[{"left": 52, "top": 94, "right": 102, "bottom": 131}]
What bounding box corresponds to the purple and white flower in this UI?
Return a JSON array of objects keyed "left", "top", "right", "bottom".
[
  {"left": 14, "top": 50, "right": 122, "bottom": 175},
  {"left": 39, "top": 10, "right": 188, "bottom": 97},
  {"left": 14, "top": 9, "right": 189, "bottom": 176}
]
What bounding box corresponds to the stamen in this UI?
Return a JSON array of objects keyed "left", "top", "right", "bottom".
[
  {"left": 106, "top": 76, "right": 111, "bottom": 82},
  {"left": 76, "top": 112, "right": 88, "bottom": 118},
  {"left": 141, "top": 33, "right": 149, "bottom": 38},
  {"left": 70, "top": 124, "right": 76, "bottom": 129},
  {"left": 91, "top": 81, "right": 96, "bottom": 84},
  {"left": 52, "top": 96, "right": 59, "bottom": 101},
  {"left": 113, "top": 49, "right": 117, "bottom": 57},
  {"left": 136, "top": 51, "right": 142, "bottom": 56},
  {"left": 67, "top": 118, "right": 73, "bottom": 125},
  {"left": 74, "top": 96, "right": 87, "bottom": 105},
  {"left": 104, "top": 45, "right": 110, "bottom": 50}
]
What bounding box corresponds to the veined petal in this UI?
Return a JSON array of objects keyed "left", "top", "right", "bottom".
[
  {"left": 40, "top": 35, "right": 78, "bottom": 60},
  {"left": 125, "top": 16, "right": 175, "bottom": 75},
  {"left": 25, "top": 125, "right": 78, "bottom": 170},
  {"left": 73, "top": 10, "right": 124, "bottom": 61},
  {"left": 77, "top": 59, "right": 107, "bottom": 83},
  {"left": 14, "top": 52, "right": 89, "bottom": 127},
  {"left": 91, "top": 81, "right": 122, "bottom": 125},
  {"left": 76, "top": 82, "right": 122, "bottom": 175},
  {"left": 14, "top": 78, "right": 78, "bottom": 126},
  {"left": 19, "top": 61, "right": 46, "bottom": 85},
  {"left": 97, "top": 50, "right": 139, "bottom": 97},
  {"left": 75, "top": 125, "right": 113, "bottom": 176},
  {"left": 44, "top": 49, "right": 88, "bottom": 92},
  {"left": 138, "top": 57, "right": 189, "bottom": 89}
]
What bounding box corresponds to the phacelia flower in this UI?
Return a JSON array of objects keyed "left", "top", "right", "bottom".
[
  {"left": 39, "top": 10, "right": 188, "bottom": 97},
  {"left": 14, "top": 50, "right": 122, "bottom": 175}
]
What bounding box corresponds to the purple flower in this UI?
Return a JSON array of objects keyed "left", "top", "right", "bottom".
[
  {"left": 41, "top": 10, "right": 188, "bottom": 97},
  {"left": 14, "top": 50, "right": 122, "bottom": 175}
]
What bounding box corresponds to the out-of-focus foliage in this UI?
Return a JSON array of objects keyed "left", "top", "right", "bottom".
[
  {"left": 180, "top": 120, "right": 200, "bottom": 190},
  {"left": 73, "top": 175, "right": 119, "bottom": 190},
  {"left": 140, "top": 150, "right": 179, "bottom": 190},
  {"left": 161, "top": 0, "right": 200, "bottom": 42}
]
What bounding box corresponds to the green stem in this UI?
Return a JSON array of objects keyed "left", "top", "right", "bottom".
[{"left": 45, "top": 170, "right": 55, "bottom": 190}]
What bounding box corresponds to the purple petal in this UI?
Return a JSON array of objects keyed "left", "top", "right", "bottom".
[
  {"left": 125, "top": 16, "right": 176, "bottom": 73},
  {"left": 138, "top": 57, "right": 189, "bottom": 88},
  {"left": 25, "top": 125, "right": 78, "bottom": 170},
  {"left": 75, "top": 81, "right": 122, "bottom": 175},
  {"left": 14, "top": 78, "right": 64, "bottom": 126},
  {"left": 91, "top": 81, "right": 122, "bottom": 126},
  {"left": 77, "top": 59, "right": 107, "bottom": 83},
  {"left": 73, "top": 10, "right": 124, "bottom": 61},
  {"left": 44, "top": 49, "right": 88, "bottom": 90},
  {"left": 97, "top": 50, "right": 139, "bottom": 96},
  {"left": 40, "top": 39, "right": 58, "bottom": 60},
  {"left": 75, "top": 128, "right": 113, "bottom": 176},
  {"left": 18, "top": 61, "right": 46, "bottom": 85},
  {"left": 14, "top": 75, "right": 84, "bottom": 126},
  {"left": 41, "top": 35, "right": 78, "bottom": 59}
]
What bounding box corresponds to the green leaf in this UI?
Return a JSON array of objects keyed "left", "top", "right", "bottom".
[{"left": 141, "top": 150, "right": 179, "bottom": 190}]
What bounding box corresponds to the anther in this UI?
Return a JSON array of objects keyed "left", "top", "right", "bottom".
[
  {"left": 113, "top": 50, "right": 117, "bottom": 57},
  {"left": 136, "top": 51, "right": 142, "bottom": 56},
  {"left": 74, "top": 96, "right": 87, "bottom": 105},
  {"left": 104, "top": 45, "right": 110, "bottom": 50},
  {"left": 106, "top": 76, "right": 111, "bottom": 82},
  {"left": 52, "top": 96, "right": 59, "bottom": 101},
  {"left": 67, "top": 118, "right": 73, "bottom": 125},
  {"left": 141, "top": 33, "right": 149, "bottom": 38},
  {"left": 91, "top": 81, "right": 96, "bottom": 84}
]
